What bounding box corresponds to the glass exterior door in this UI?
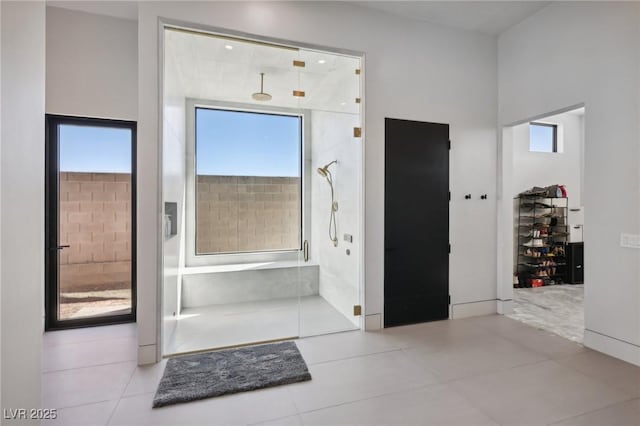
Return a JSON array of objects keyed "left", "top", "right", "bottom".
[{"left": 45, "top": 115, "right": 136, "bottom": 330}]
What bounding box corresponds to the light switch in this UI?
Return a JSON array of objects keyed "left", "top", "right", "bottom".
[{"left": 620, "top": 233, "right": 640, "bottom": 249}]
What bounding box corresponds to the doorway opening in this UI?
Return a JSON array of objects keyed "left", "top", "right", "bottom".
[
  {"left": 500, "top": 107, "right": 585, "bottom": 343},
  {"left": 45, "top": 115, "right": 136, "bottom": 330}
]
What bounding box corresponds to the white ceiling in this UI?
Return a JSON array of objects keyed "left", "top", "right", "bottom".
[
  {"left": 165, "top": 29, "right": 361, "bottom": 114},
  {"left": 353, "top": 1, "right": 550, "bottom": 35},
  {"left": 47, "top": 1, "right": 550, "bottom": 36},
  {"left": 46, "top": 1, "right": 138, "bottom": 21}
]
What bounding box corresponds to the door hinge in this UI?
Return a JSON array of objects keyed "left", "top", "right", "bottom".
[
  {"left": 448, "top": 295, "right": 451, "bottom": 305},
  {"left": 448, "top": 140, "right": 451, "bottom": 150},
  {"left": 449, "top": 191, "right": 451, "bottom": 201},
  {"left": 353, "top": 305, "right": 362, "bottom": 316},
  {"left": 448, "top": 244, "right": 451, "bottom": 254}
]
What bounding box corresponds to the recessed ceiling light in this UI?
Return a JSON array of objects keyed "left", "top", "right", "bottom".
[
  {"left": 318, "top": 59, "right": 326, "bottom": 64},
  {"left": 224, "top": 45, "right": 233, "bottom": 50},
  {"left": 340, "top": 102, "right": 347, "bottom": 106}
]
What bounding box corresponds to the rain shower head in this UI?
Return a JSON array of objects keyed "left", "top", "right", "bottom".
[{"left": 251, "top": 73, "right": 272, "bottom": 101}]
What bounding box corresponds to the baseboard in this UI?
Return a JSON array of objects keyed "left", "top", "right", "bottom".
[
  {"left": 451, "top": 299, "right": 497, "bottom": 319},
  {"left": 138, "top": 344, "right": 158, "bottom": 365},
  {"left": 497, "top": 299, "right": 513, "bottom": 314},
  {"left": 584, "top": 329, "right": 640, "bottom": 366},
  {"left": 365, "top": 313, "right": 382, "bottom": 331}
]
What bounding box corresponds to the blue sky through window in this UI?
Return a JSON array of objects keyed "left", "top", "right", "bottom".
[
  {"left": 529, "top": 123, "right": 556, "bottom": 153},
  {"left": 196, "top": 108, "right": 301, "bottom": 177},
  {"left": 60, "top": 125, "right": 132, "bottom": 173}
]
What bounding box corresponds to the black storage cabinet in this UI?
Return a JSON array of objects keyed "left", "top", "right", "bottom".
[{"left": 565, "top": 242, "right": 584, "bottom": 284}]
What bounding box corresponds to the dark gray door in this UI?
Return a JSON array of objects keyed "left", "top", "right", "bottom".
[{"left": 384, "top": 118, "right": 449, "bottom": 327}]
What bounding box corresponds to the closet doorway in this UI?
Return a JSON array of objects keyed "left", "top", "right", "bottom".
[{"left": 500, "top": 106, "right": 585, "bottom": 343}]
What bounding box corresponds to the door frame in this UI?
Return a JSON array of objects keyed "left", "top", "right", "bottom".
[{"left": 45, "top": 114, "right": 137, "bottom": 330}]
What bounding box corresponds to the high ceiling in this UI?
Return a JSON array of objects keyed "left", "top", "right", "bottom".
[
  {"left": 47, "top": 1, "right": 551, "bottom": 36},
  {"left": 47, "top": 1, "right": 138, "bottom": 21},
  {"left": 353, "top": 1, "right": 551, "bottom": 35}
]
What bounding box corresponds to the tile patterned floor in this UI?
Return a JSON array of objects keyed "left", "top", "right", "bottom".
[
  {"left": 508, "top": 284, "right": 584, "bottom": 343},
  {"left": 42, "top": 315, "right": 640, "bottom": 426}
]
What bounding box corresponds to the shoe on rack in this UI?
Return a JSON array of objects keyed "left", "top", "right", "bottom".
[{"left": 523, "top": 239, "right": 544, "bottom": 247}]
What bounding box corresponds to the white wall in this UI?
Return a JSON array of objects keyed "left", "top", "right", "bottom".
[
  {"left": 512, "top": 111, "right": 583, "bottom": 208},
  {"left": 1, "top": 0, "right": 46, "bottom": 418},
  {"left": 138, "top": 1, "right": 498, "bottom": 360},
  {"left": 311, "top": 110, "right": 361, "bottom": 327},
  {"left": 0, "top": 0, "right": 3, "bottom": 412},
  {"left": 161, "top": 41, "right": 187, "bottom": 353},
  {"left": 46, "top": 6, "right": 138, "bottom": 120},
  {"left": 498, "top": 2, "right": 640, "bottom": 365}
]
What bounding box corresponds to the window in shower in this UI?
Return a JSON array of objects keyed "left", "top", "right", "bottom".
[{"left": 194, "top": 107, "right": 302, "bottom": 255}]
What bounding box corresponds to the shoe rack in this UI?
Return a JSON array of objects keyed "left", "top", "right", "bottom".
[{"left": 515, "top": 195, "right": 569, "bottom": 288}]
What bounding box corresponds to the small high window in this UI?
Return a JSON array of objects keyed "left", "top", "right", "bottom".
[{"left": 529, "top": 122, "right": 558, "bottom": 153}]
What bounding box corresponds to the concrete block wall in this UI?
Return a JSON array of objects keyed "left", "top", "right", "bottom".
[
  {"left": 196, "top": 175, "right": 301, "bottom": 254},
  {"left": 59, "top": 172, "right": 131, "bottom": 291}
]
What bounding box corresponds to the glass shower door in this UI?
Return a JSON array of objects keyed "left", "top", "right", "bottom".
[{"left": 296, "top": 49, "right": 363, "bottom": 337}]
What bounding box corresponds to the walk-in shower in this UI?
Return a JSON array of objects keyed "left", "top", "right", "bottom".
[{"left": 161, "top": 25, "right": 364, "bottom": 355}]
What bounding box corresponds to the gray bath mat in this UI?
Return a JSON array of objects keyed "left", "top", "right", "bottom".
[{"left": 152, "top": 341, "right": 311, "bottom": 408}]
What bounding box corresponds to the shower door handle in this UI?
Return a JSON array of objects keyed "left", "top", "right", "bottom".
[{"left": 303, "top": 240, "right": 309, "bottom": 262}]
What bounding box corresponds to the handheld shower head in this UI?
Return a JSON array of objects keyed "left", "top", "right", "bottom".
[
  {"left": 316, "top": 160, "right": 337, "bottom": 178},
  {"left": 316, "top": 160, "right": 339, "bottom": 247}
]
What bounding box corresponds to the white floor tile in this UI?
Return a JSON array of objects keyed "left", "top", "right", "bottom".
[
  {"left": 250, "top": 414, "right": 303, "bottom": 426},
  {"left": 42, "top": 361, "right": 136, "bottom": 409},
  {"left": 402, "top": 333, "right": 548, "bottom": 382},
  {"left": 451, "top": 359, "right": 632, "bottom": 425},
  {"left": 556, "top": 349, "right": 640, "bottom": 397},
  {"left": 552, "top": 398, "right": 640, "bottom": 426},
  {"left": 109, "top": 387, "right": 297, "bottom": 426},
  {"left": 41, "top": 316, "right": 640, "bottom": 426},
  {"left": 42, "top": 400, "right": 119, "bottom": 426},
  {"left": 123, "top": 359, "right": 168, "bottom": 397},
  {"left": 299, "top": 383, "right": 499, "bottom": 426},
  {"left": 380, "top": 318, "right": 499, "bottom": 352},
  {"left": 43, "top": 336, "right": 137, "bottom": 372},
  {"left": 497, "top": 323, "right": 586, "bottom": 359},
  {"left": 295, "top": 330, "right": 403, "bottom": 365},
  {"left": 288, "top": 350, "right": 438, "bottom": 413},
  {"left": 43, "top": 324, "right": 136, "bottom": 347}
]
